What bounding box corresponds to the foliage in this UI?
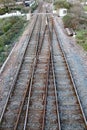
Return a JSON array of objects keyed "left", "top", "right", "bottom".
[
  {"left": 76, "top": 30, "right": 87, "bottom": 51},
  {"left": 0, "top": 16, "right": 27, "bottom": 67},
  {"left": 31, "top": 2, "right": 38, "bottom": 13},
  {"left": 69, "top": 3, "right": 83, "bottom": 18},
  {"left": 54, "top": 0, "right": 72, "bottom": 10},
  {"left": 63, "top": 14, "right": 79, "bottom": 30},
  {"left": 0, "top": 0, "right": 16, "bottom": 14},
  {"left": 83, "top": 6, "right": 87, "bottom": 11},
  {"left": 0, "top": 7, "right": 9, "bottom": 15},
  {"left": 3, "top": 23, "right": 12, "bottom": 32}
]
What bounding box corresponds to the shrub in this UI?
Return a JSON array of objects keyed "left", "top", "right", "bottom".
[
  {"left": 3, "top": 23, "right": 12, "bottom": 32},
  {"left": 0, "top": 7, "right": 8, "bottom": 15},
  {"left": 31, "top": 3, "right": 38, "bottom": 13},
  {"left": 54, "top": 0, "right": 72, "bottom": 10},
  {"left": 76, "top": 30, "right": 87, "bottom": 51},
  {"left": 0, "top": 30, "right": 4, "bottom": 36},
  {"left": 0, "top": 17, "right": 26, "bottom": 66},
  {"left": 63, "top": 14, "right": 79, "bottom": 30},
  {"left": 63, "top": 15, "right": 73, "bottom": 27}
]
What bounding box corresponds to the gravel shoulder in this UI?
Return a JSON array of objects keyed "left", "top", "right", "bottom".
[{"left": 54, "top": 16, "right": 87, "bottom": 118}]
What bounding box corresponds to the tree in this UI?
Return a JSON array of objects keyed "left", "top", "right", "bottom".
[
  {"left": 63, "top": 2, "right": 84, "bottom": 30},
  {"left": 0, "top": 0, "right": 15, "bottom": 10},
  {"left": 70, "top": 3, "right": 83, "bottom": 18},
  {"left": 54, "top": 0, "right": 72, "bottom": 10}
]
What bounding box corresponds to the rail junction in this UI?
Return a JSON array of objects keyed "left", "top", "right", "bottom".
[{"left": 0, "top": 2, "right": 87, "bottom": 130}]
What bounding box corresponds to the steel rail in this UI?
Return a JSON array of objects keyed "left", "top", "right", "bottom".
[
  {"left": 38, "top": 16, "right": 47, "bottom": 55},
  {"left": 47, "top": 16, "right": 61, "bottom": 130},
  {"left": 23, "top": 18, "right": 47, "bottom": 130},
  {"left": 51, "top": 48, "right": 61, "bottom": 130},
  {"left": 53, "top": 18, "right": 87, "bottom": 128},
  {"left": 23, "top": 28, "right": 47, "bottom": 130},
  {"left": 0, "top": 4, "right": 44, "bottom": 128},
  {"left": 0, "top": 3, "right": 43, "bottom": 124},
  {"left": 41, "top": 26, "right": 51, "bottom": 130},
  {"left": 13, "top": 14, "right": 43, "bottom": 130},
  {"left": 23, "top": 57, "right": 37, "bottom": 130},
  {"left": 0, "top": 15, "right": 38, "bottom": 124},
  {"left": 23, "top": 24, "right": 50, "bottom": 130},
  {"left": 13, "top": 76, "right": 31, "bottom": 130},
  {"left": 13, "top": 11, "right": 46, "bottom": 130}
]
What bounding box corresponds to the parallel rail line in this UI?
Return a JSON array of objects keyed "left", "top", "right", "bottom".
[
  {"left": 44, "top": 54, "right": 61, "bottom": 130},
  {"left": 0, "top": 10, "right": 87, "bottom": 130},
  {"left": 0, "top": 11, "right": 45, "bottom": 130},
  {"left": 0, "top": 14, "right": 38, "bottom": 124},
  {"left": 15, "top": 15, "right": 47, "bottom": 130},
  {"left": 51, "top": 17, "right": 87, "bottom": 130},
  {"left": 15, "top": 26, "right": 50, "bottom": 130},
  {"left": 14, "top": 13, "right": 47, "bottom": 130}
]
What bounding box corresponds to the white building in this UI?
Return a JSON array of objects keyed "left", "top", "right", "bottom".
[{"left": 58, "top": 8, "right": 67, "bottom": 17}]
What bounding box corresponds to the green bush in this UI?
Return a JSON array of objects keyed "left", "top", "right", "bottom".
[
  {"left": 5, "top": 19, "right": 25, "bottom": 44},
  {"left": 0, "top": 30, "right": 4, "bottom": 36},
  {"left": 84, "top": 6, "right": 87, "bottom": 11},
  {"left": 3, "top": 23, "right": 12, "bottom": 32},
  {"left": 54, "top": 0, "right": 72, "bottom": 10},
  {"left": 63, "top": 14, "right": 79, "bottom": 30},
  {"left": 76, "top": 30, "right": 87, "bottom": 51},
  {"left": 63, "top": 14, "right": 73, "bottom": 28},
  {"left": 31, "top": 3, "right": 38, "bottom": 13},
  {"left": 0, "top": 17, "right": 26, "bottom": 66},
  {"left": 10, "top": 17, "right": 19, "bottom": 24},
  {"left": 0, "top": 35, "right": 6, "bottom": 46},
  {"left": 0, "top": 7, "right": 8, "bottom": 15}
]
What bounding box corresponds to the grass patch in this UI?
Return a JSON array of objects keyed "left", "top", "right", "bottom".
[
  {"left": 0, "top": 16, "right": 27, "bottom": 67},
  {"left": 76, "top": 29, "right": 87, "bottom": 51},
  {"left": 83, "top": 6, "right": 87, "bottom": 11}
]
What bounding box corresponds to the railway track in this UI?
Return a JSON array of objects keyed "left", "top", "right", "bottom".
[
  {"left": 22, "top": 26, "right": 50, "bottom": 130},
  {"left": 0, "top": 8, "right": 87, "bottom": 130},
  {"left": 44, "top": 54, "right": 60, "bottom": 130},
  {"left": 14, "top": 15, "right": 47, "bottom": 130},
  {"left": 50, "top": 17, "right": 87, "bottom": 130},
  {"left": 15, "top": 25, "right": 50, "bottom": 130},
  {"left": 0, "top": 12, "right": 46, "bottom": 129}
]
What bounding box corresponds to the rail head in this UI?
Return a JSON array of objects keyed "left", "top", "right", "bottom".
[
  {"left": 47, "top": 16, "right": 61, "bottom": 130},
  {"left": 51, "top": 51, "right": 61, "bottom": 130},
  {"left": 52, "top": 17, "right": 87, "bottom": 128},
  {"left": 14, "top": 15, "right": 43, "bottom": 130}
]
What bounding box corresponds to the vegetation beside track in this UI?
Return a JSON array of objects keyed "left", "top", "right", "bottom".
[
  {"left": 31, "top": 2, "right": 38, "bottom": 13},
  {"left": 58, "top": 1, "right": 87, "bottom": 51},
  {"left": 54, "top": 0, "right": 72, "bottom": 10},
  {"left": 0, "top": 1, "right": 38, "bottom": 15},
  {"left": 83, "top": 5, "right": 87, "bottom": 11},
  {"left": 0, "top": 1, "right": 38, "bottom": 67},
  {"left": 63, "top": 14, "right": 87, "bottom": 51},
  {"left": 0, "top": 16, "right": 27, "bottom": 67},
  {"left": 76, "top": 29, "right": 87, "bottom": 51}
]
